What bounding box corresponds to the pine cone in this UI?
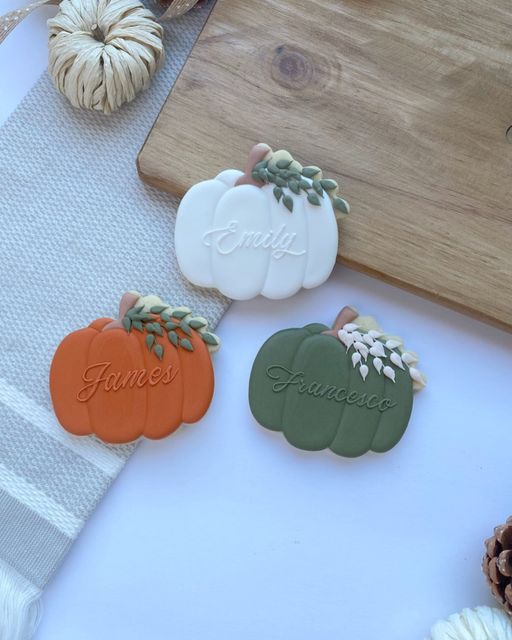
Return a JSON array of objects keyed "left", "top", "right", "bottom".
[{"left": 483, "top": 517, "right": 512, "bottom": 615}]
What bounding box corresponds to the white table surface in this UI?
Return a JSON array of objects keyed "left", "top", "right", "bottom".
[{"left": 1, "top": 4, "right": 511, "bottom": 639}]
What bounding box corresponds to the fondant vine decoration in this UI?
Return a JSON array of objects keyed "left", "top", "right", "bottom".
[
  {"left": 250, "top": 148, "right": 350, "bottom": 215},
  {"left": 337, "top": 322, "right": 426, "bottom": 390},
  {"left": 121, "top": 296, "right": 220, "bottom": 360}
]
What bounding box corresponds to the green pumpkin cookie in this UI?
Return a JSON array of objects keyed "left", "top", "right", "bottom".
[{"left": 248, "top": 306, "right": 426, "bottom": 458}]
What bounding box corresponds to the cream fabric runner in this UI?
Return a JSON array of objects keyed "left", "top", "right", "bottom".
[{"left": 0, "top": 2, "right": 227, "bottom": 638}]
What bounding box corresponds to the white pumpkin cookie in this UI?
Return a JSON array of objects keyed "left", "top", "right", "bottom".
[{"left": 174, "top": 144, "right": 350, "bottom": 300}]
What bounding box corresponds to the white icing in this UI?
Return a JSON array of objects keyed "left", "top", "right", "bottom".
[
  {"left": 373, "top": 357, "right": 383, "bottom": 374},
  {"left": 390, "top": 352, "right": 405, "bottom": 370},
  {"left": 302, "top": 179, "right": 338, "bottom": 290},
  {"left": 215, "top": 169, "right": 244, "bottom": 187},
  {"left": 211, "top": 185, "right": 270, "bottom": 300},
  {"left": 338, "top": 330, "right": 354, "bottom": 349},
  {"left": 175, "top": 172, "right": 339, "bottom": 300},
  {"left": 351, "top": 352, "right": 361, "bottom": 367},
  {"left": 362, "top": 333, "right": 374, "bottom": 346},
  {"left": 383, "top": 366, "right": 396, "bottom": 382},
  {"left": 359, "top": 364, "right": 369, "bottom": 381},
  {"left": 261, "top": 186, "right": 308, "bottom": 299},
  {"left": 174, "top": 178, "right": 231, "bottom": 288},
  {"left": 343, "top": 323, "right": 359, "bottom": 332},
  {"left": 202, "top": 221, "right": 304, "bottom": 260},
  {"left": 369, "top": 342, "right": 386, "bottom": 358},
  {"left": 354, "top": 342, "right": 369, "bottom": 360}
]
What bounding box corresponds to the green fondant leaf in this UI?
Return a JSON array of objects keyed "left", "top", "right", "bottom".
[
  {"left": 320, "top": 179, "right": 338, "bottom": 191},
  {"left": 150, "top": 305, "right": 166, "bottom": 314},
  {"left": 152, "top": 323, "right": 163, "bottom": 336},
  {"left": 282, "top": 170, "right": 300, "bottom": 179},
  {"left": 333, "top": 197, "right": 350, "bottom": 215},
  {"left": 126, "top": 304, "right": 144, "bottom": 319},
  {"left": 254, "top": 160, "right": 268, "bottom": 171},
  {"left": 273, "top": 186, "right": 283, "bottom": 203},
  {"left": 312, "top": 180, "right": 324, "bottom": 197},
  {"left": 133, "top": 320, "right": 143, "bottom": 331},
  {"left": 189, "top": 319, "right": 207, "bottom": 330},
  {"left": 168, "top": 331, "right": 179, "bottom": 346},
  {"left": 145, "top": 324, "right": 155, "bottom": 333},
  {"left": 289, "top": 179, "right": 300, "bottom": 195},
  {"left": 252, "top": 169, "right": 261, "bottom": 182},
  {"left": 283, "top": 195, "right": 294, "bottom": 213},
  {"left": 165, "top": 322, "right": 178, "bottom": 331},
  {"left": 275, "top": 176, "right": 286, "bottom": 188},
  {"left": 145, "top": 334, "right": 155, "bottom": 351},
  {"left": 160, "top": 311, "right": 171, "bottom": 323},
  {"left": 171, "top": 310, "right": 189, "bottom": 319},
  {"left": 276, "top": 159, "right": 292, "bottom": 169},
  {"left": 307, "top": 192, "right": 321, "bottom": 206},
  {"left": 258, "top": 169, "right": 269, "bottom": 183},
  {"left": 302, "top": 166, "right": 320, "bottom": 179},
  {"left": 267, "top": 163, "right": 279, "bottom": 174},
  {"left": 201, "top": 332, "right": 218, "bottom": 346},
  {"left": 122, "top": 316, "right": 131, "bottom": 332},
  {"left": 180, "top": 320, "right": 192, "bottom": 336},
  {"left": 180, "top": 338, "right": 194, "bottom": 352},
  {"left": 154, "top": 344, "right": 164, "bottom": 360},
  {"left": 299, "top": 179, "right": 311, "bottom": 191}
]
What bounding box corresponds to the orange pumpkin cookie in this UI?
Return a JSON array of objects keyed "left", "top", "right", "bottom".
[{"left": 49, "top": 292, "right": 221, "bottom": 444}]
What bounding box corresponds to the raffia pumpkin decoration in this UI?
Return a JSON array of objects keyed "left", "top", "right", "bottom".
[{"left": 47, "top": 0, "right": 166, "bottom": 114}]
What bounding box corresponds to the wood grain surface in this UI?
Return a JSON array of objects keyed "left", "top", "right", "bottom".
[{"left": 138, "top": 0, "right": 512, "bottom": 330}]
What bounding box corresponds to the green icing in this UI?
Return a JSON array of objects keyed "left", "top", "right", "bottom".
[
  {"left": 328, "top": 353, "right": 386, "bottom": 457},
  {"left": 248, "top": 324, "right": 414, "bottom": 458},
  {"left": 370, "top": 365, "right": 412, "bottom": 453},
  {"left": 282, "top": 333, "right": 346, "bottom": 451},
  {"left": 248, "top": 324, "right": 326, "bottom": 432}
]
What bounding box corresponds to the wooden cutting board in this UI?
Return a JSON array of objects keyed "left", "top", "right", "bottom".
[{"left": 138, "top": 0, "right": 512, "bottom": 331}]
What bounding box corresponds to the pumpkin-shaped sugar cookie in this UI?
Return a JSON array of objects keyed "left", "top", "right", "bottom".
[
  {"left": 249, "top": 307, "right": 426, "bottom": 458},
  {"left": 50, "top": 292, "right": 220, "bottom": 444},
  {"left": 175, "top": 144, "right": 350, "bottom": 300}
]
